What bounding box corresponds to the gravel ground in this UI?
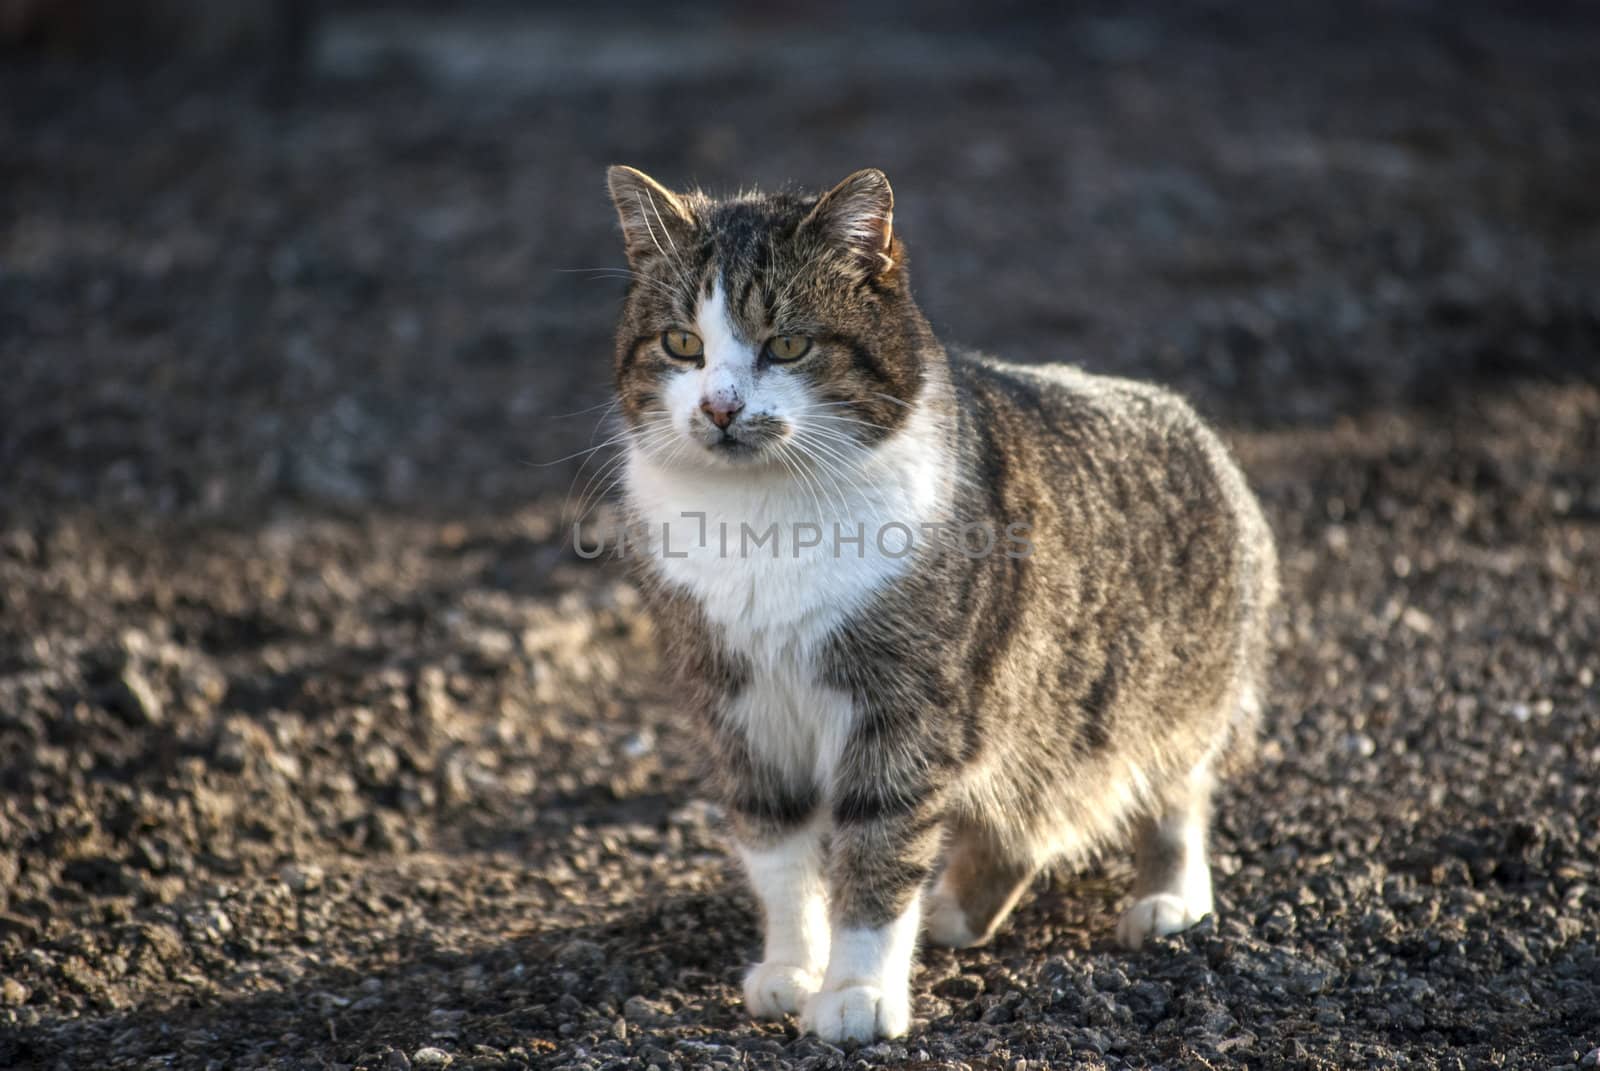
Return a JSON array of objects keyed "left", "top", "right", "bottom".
[{"left": 3, "top": 3, "right": 1599, "bottom": 1068}]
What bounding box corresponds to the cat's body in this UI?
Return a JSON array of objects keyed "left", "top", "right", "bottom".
[{"left": 604, "top": 167, "right": 1277, "bottom": 1043}]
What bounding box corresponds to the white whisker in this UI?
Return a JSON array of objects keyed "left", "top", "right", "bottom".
[
  {"left": 561, "top": 412, "right": 675, "bottom": 518},
  {"left": 785, "top": 434, "right": 861, "bottom": 520},
  {"left": 793, "top": 432, "right": 891, "bottom": 514},
  {"left": 636, "top": 191, "right": 696, "bottom": 298},
  {"left": 782, "top": 435, "right": 850, "bottom": 519},
  {"left": 546, "top": 397, "right": 621, "bottom": 421},
  {"left": 556, "top": 266, "right": 682, "bottom": 301}
]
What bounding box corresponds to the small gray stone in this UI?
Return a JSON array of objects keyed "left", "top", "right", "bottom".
[
  {"left": 411, "top": 1047, "right": 452, "bottom": 1069},
  {"left": 932, "top": 975, "right": 983, "bottom": 1000},
  {"left": 980, "top": 990, "right": 1022, "bottom": 1024},
  {"left": 623, "top": 994, "right": 667, "bottom": 1024},
  {"left": 280, "top": 863, "right": 324, "bottom": 894},
  {"left": 0, "top": 977, "right": 29, "bottom": 1006},
  {"left": 620, "top": 728, "right": 655, "bottom": 759},
  {"left": 1092, "top": 966, "right": 1130, "bottom": 992},
  {"left": 555, "top": 938, "right": 607, "bottom": 970},
  {"left": 107, "top": 668, "right": 163, "bottom": 726}
]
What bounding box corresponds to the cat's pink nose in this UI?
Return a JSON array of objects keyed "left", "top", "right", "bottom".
[{"left": 700, "top": 396, "right": 744, "bottom": 430}]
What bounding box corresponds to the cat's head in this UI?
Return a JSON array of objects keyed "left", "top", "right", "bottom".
[{"left": 605, "top": 166, "right": 931, "bottom": 471}]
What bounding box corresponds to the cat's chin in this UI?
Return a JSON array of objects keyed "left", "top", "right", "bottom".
[{"left": 695, "top": 438, "right": 778, "bottom": 469}]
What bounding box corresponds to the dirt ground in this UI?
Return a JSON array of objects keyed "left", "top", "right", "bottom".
[{"left": 3, "top": 3, "right": 1599, "bottom": 1068}]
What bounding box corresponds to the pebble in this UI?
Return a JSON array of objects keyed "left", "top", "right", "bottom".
[
  {"left": 620, "top": 728, "right": 656, "bottom": 759},
  {"left": 933, "top": 975, "right": 984, "bottom": 1000},
  {"left": 183, "top": 907, "right": 233, "bottom": 943},
  {"left": 411, "top": 1047, "right": 452, "bottom": 1068},
  {"left": 1399, "top": 606, "right": 1434, "bottom": 634},
  {"left": 623, "top": 995, "right": 668, "bottom": 1024},
  {"left": 211, "top": 724, "right": 252, "bottom": 773},
  {"left": 106, "top": 668, "right": 164, "bottom": 726},
  {"left": 555, "top": 938, "right": 607, "bottom": 969},
  {"left": 1342, "top": 732, "right": 1377, "bottom": 758},
  {"left": 1092, "top": 967, "right": 1129, "bottom": 992},
  {"left": 0, "top": 977, "right": 29, "bottom": 1006},
  {"left": 280, "top": 863, "right": 324, "bottom": 894}
]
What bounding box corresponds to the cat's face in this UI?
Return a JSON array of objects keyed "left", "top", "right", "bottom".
[{"left": 606, "top": 167, "right": 928, "bottom": 472}]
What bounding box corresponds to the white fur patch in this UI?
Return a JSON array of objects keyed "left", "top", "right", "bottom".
[
  {"left": 694, "top": 279, "right": 757, "bottom": 405},
  {"left": 802, "top": 900, "right": 919, "bottom": 1043}
]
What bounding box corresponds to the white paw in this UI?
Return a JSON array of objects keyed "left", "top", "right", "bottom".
[
  {"left": 743, "top": 962, "right": 821, "bottom": 1019},
  {"left": 801, "top": 983, "right": 910, "bottom": 1043},
  {"left": 1117, "top": 892, "right": 1204, "bottom": 950},
  {"left": 922, "top": 887, "right": 981, "bottom": 949}
]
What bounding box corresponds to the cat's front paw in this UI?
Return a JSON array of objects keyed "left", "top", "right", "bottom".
[
  {"left": 801, "top": 983, "right": 910, "bottom": 1043},
  {"left": 743, "top": 962, "right": 822, "bottom": 1019},
  {"left": 1117, "top": 892, "right": 1204, "bottom": 950}
]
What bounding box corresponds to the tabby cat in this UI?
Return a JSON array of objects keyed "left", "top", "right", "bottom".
[{"left": 602, "top": 165, "right": 1277, "bottom": 1044}]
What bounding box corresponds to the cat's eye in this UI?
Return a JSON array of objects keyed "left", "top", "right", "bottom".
[
  {"left": 661, "top": 330, "right": 704, "bottom": 360},
  {"left": 765, "top": 335, "right": 813, "bottom": 362}
]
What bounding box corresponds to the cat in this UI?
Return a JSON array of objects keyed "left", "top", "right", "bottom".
[{"left": 601, "top": 165, "right": 1278, "bottom": 1044}]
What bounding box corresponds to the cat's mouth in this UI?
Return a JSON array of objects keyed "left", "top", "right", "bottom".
[
  {"left": 702, "top": 432, "right": 772, "bottom": 465},
  {"left": 693, "top": 414, "right": 787, "bottom": 463}
]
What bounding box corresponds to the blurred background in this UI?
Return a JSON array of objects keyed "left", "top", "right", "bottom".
[
  {"left": 5, "top": 0, "right": 1598, "bottom": 519},
  {"left": 2, "top": 3, "right": 1598, "bottom": 1069}
]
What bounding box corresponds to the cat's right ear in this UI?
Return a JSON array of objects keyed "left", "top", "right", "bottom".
[{"left": 607, "top": 165, "right": 694, "bottom": 268}]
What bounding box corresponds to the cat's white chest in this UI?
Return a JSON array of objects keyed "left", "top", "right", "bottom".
[
  {"left": 623, "top": 411, "right": 948, "bottom": 787},
  {"left": 629, "top": 473, "right": 909, "bottom": 654},
  {"left": 625, "top": 458, "right": 896, "bottom": 786}
]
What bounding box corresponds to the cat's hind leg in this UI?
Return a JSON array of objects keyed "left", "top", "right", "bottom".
[
  {"left": 923, "top": 821, "right": 1036, "bottom": 948},
  {"left": 1116, "top": 759, "right": 1215, "bottom": 950}
]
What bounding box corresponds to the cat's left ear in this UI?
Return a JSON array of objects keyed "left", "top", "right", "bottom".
[
  {"left": 607, "top": 165, "right": 695, "bottom": 268},
  {"left": 803, "top": 168, "right": 896, "bottom": 277}
]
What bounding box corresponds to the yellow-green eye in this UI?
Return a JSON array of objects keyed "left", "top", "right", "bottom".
[
  {"left": 661, "top": 330, "right": 703, "bottom": 360},
  {"left": 765, "top": 334, "right": 813, "bottom": 361}
]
